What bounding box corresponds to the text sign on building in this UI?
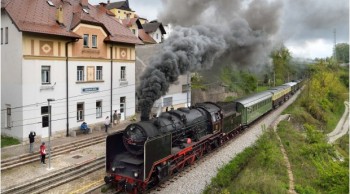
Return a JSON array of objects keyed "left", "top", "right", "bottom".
[{"left": 82, "top": 87, "right": 99, "bottom": 93}]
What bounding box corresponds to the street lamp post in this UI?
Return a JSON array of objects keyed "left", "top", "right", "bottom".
[{"left": 47, "top": 98, "right": 55, "bottom": 169}]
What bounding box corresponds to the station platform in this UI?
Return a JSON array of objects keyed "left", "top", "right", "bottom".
[{"left": 1, "top": 119, "right": 135, "bottom": 192}]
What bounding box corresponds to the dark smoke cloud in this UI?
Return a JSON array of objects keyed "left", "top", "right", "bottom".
[{"left": 138, "top": 0, "right": 283, "bottom": 119}]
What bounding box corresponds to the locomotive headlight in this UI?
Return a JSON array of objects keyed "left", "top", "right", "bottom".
[
  {"left": 111, "top": 167, "right": 116, "bottom": 172},
  {"left": 133, "top": 172, "right": 139, "bottom": 178}
]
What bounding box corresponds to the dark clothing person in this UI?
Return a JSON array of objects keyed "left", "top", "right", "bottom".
[
  {"left": 113, "top": 111, "right": 118, "bottom": 125},
  {"left": 104, "top": 116, "right": 110, "bottom": 132},
  {"left": 40, "top": 143, "right": 46, "bottom": 164},
  {"left": 29, "top": 131, "right": 36, "bottom": 153}
]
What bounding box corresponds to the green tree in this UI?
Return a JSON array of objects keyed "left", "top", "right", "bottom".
[
  {"left": 335, "top": 43, "right": 349, "bottom": 63},
  {"left": 271, "top": 46, "right": 292, "bottom": 85}
]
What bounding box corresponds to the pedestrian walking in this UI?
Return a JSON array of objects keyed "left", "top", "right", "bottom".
[
  {"left": 40, "top": 142, "right": 46, "bottom": 164},
  {"left": 104, "top": 116, "right": 110, "bottom": 132},
  {"left": 28, "top": 131, "right": 36, "bottom": 153},
  {"left": 113, "top": 110, "right": 118, "bottom": 126}
]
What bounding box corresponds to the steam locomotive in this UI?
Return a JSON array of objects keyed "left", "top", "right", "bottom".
[{"left": 104, "top": 81, "right": 302, "bottom": 193}]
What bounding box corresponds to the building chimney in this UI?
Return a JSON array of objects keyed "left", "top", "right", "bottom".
[
  {"left": 125, "top": 0, "right": 129, "bottom": 8},
  {"left": 107, "top": 0, "right": 110, "bottom": 4},
  {"left": 56, "top": 5, "right": 64, "bottom": 25}
]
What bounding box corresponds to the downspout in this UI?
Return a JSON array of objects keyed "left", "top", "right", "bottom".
[
  {"left": 65, "top": 39, "right": 78, "bottom": 137},
  {"left": 110, "top": 44, "right": 113, "bottom": 123}
]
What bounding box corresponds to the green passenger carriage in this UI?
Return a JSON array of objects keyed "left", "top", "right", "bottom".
[{"left": 234, "top": 91, "right": 273, "bottom": 125}]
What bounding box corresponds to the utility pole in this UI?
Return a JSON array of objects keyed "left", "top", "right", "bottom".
[
  {"left": 186, "top": 72, "right": 190, "bottom": 107},
  {"left": 333, "top": 29, "right": 337, "bottom": 63},
  {"left": 47, "top": 98, "right": 55, "bottom": 170},
  {"left": 273, "top": 71, "right": 276, "bottom": 87}
]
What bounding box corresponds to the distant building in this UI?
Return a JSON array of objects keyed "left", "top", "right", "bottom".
[
  {"left": 142, "top": 20, "right": 167, "bottom": 43},
  {"left": 106, "top": 0, "right": 135, "bottom": 20},
  {"left": 1, "top": 0, "right": 142, "bottom": 141}
]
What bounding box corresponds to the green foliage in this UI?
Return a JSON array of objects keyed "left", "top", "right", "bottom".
[
  {"left": 191, "top": 73, "right": 207, "bottom": 90},
  {"left": 335, "top": 43, "right": 349, "bottom": 63},
  {"left": 224, "top": 96, "right": 235, "bottom": 102},
  {"left": 335, "top": 133, "right": 349, "bottom": 158},
  {"left": 220, "top": 66, "right": 258, "bottom": 95},
  {"left": 314, "top": 159, "right": 349, "bottom": 194},
  {"left": 1, "top": 135, "right": 20, "bottom": 148},
  {"left": 271, "top": 46, "right": 292, "bottom": 85},
  {"left": 295, "top": 184, "right": 317, "bottom": 194}
]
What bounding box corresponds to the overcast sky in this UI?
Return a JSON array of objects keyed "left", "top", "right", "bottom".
[{"left": 91, "top": 0, "right": 349, "bottom": 59}]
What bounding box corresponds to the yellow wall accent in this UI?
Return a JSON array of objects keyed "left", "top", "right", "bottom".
[
  {"left": 110, "top": 8, "right": 135, "bottom": 20},
  {"left": 23, "top": 35, "right": 69, "bottom": 57}
]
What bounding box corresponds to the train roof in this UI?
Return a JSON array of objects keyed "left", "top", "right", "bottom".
[
  {"left": 283, "top": 82, "right": 297, "bottom": 87},
  {"left": 234, "top": 91, "right": 272, "bottom": 107}
]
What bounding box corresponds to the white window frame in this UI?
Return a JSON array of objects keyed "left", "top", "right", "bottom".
[
  {"left": 41, "top": 66, "right": 51, "bottom": 85},
  {"left": 120, "top": 66, "right": 126, "bottom": 81},
  {"left": 77, "top": 103, "right": 84, "bottom": 121},
  {"left": 1, "top": 28, "right": 3, "bottom": 45},
  {"left": 77, "top": 66, "right": 84, "bottom": 81},
  {"left": 5, "top": 27, "right": 8, "bottom": 44},
  {"left": 41, "top": 106, "right": 49, "bottom": 128},
  {"left": 83, "top": 34, "right": 89, "bottom": 47},
  {"left": 6, "top": 106, "right": 11, "bottom": 128},
  {"left": 96, "top": 66, "right": 102, "bottom": 81},
  {"left": 120, "top": 97, "right": 125, "bottom": 113},
  {"left": 96, "top": 100, "right": 102, "bottom": 118},
  {"left": 92, "top": 35, "right": 97, "bottom": 48}
]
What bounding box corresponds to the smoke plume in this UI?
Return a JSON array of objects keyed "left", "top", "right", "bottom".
[{"left": 138, "top": 0, "right": 283, "bottom": 120}]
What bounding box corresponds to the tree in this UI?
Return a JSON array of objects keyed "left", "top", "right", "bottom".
[
  {"left": 271, "top": 46, "right": 292, "bottom": 85},
  {"left": 335, "top": 43, "right": 349, "bottom": 63}
]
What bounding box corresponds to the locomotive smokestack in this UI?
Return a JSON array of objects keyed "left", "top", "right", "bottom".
[
  {"left": 138, "top": 0, "right": 282, "bottom": 119},
  {"left": 141, "top": 115, "right": 149, "bottom": 121}
]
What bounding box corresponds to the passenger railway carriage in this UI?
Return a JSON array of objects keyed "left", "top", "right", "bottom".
[{"left": 105, "top": 81, "right": 302, "bottom": 193}]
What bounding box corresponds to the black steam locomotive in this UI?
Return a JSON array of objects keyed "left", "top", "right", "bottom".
[{"left": 104, "top": 81, "right": 302, "bottom": 194}]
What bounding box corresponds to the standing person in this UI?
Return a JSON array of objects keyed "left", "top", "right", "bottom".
[
  {"left": 28, "top": 131, "right": 36, "bottom": 153},
  {"left": 104, "top": 116, "right": 110, "bottom": 133},
  {"left": 40, "top": 142, "right": 46, "bottom": 164},
  {"left": 117, "top": 112, "right": 121, "bottom": 124},
  {"left": 113, "top": 110, "right": 118, "bottom": 126}
]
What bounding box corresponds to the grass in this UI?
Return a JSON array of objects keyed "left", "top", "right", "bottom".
[
  {"left": 204, "top": 130, "right": 289, "bottom": 194},
  {"left": 1, "top": 135, "right": 20, "bottom": 148},
  {"left": 334, "top": 133, "right": 349, "bottom": 158}
]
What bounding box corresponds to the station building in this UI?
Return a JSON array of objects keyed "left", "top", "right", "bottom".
[{"left": 1, "top": 0, "right": 143, "bottom": 141}]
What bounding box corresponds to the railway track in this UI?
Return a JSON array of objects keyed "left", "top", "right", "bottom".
[
  {"left": 1, "top": 157, "right": 105, "bottom": 194},
  {"left": 1, "top": 135, "right": 106, "bottom": 171}
]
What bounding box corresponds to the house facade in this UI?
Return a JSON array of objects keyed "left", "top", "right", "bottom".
[{"left": 1, "top": 0, "right": 142, "bottom": 141}]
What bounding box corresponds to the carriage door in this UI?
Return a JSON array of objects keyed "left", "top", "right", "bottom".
[
  {"left": 120, "top": 96, "right": 125, "bottom": 120},
  {"left": 212, "top": 112, "right": 221, "bottom": 133}
]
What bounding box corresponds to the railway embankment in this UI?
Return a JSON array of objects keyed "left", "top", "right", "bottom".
[{"left": 204, "top": 65, "right": 349, "bottom": 194}]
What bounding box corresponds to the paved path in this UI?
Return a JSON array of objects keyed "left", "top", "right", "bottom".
[
  {"left": 327, "top": 101, "right": 349, "bottom": 143},
  {"left": 272, "top": 114, "right": 296, "bottom": 194}
]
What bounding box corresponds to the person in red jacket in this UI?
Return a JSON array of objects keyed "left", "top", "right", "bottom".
[{"left": 40, "top": 142, "right": 46, "bottom": 164}]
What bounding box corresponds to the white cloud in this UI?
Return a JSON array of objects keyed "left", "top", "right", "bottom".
[{"left": 286, "top": 39, "right": 333, "bottom": 59}]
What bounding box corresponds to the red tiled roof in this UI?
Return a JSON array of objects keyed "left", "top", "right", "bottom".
[
  {"left": 138, "top": 29, "right": 156, "bottom": 44},
  {"left": 3, "top": 0, "right": 142, "bottom": 44},
  {"left": 121, "top": 18, "right": 138, "bottom": 27}
]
